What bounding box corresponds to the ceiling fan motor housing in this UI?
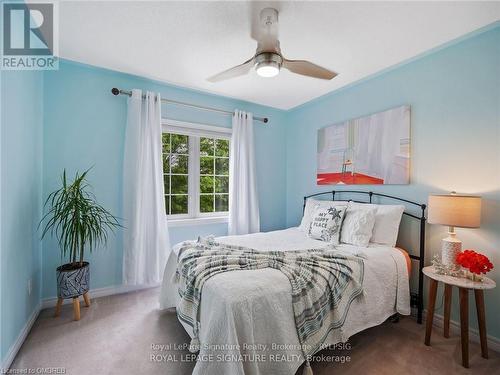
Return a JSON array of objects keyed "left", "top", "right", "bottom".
[{"left": 255, "top": 52, "right": 283, "bottom": 71}]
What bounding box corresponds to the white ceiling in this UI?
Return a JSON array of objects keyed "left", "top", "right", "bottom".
[{"left": 58, "top": 1, "right": 500, "bottom": 110}]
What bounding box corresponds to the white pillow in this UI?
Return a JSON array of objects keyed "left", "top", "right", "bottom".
[
  {"left": 349, "top": 202, "right": 405, "bottom": 247},
  {"left": 308, "top": 205, "right": 346, "bottom": 244},
  {"left": 299, "top": 199, "right": 348, "bottom": 231},
  {"left": 340, "top": 203, "right": 377, "bottom": 247}
]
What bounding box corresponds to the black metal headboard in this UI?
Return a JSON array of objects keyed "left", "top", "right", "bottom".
[{"left": 303, "top": 190, "right": 427, "bottom": 324}]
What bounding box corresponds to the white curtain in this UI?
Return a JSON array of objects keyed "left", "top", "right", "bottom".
[
  {"left": 228, "top": 110, "right": 260, "bottom": 235},
  {"left": 123, "top": 89, "right": 170, "bottom": 285}
]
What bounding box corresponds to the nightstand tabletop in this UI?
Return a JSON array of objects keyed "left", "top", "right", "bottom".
[{"left": 423, "top": 266, "right": 496, "bottom": 290}]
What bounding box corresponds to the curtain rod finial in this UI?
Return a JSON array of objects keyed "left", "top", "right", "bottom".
[
  {"left": 111, "top": 88, "right": 120, "bottom": 96},
  {"left": 263, "top": 118, "right": 269, "bottom": 123}
]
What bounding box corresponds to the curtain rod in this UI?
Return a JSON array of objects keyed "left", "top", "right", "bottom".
[{"left": 111, "top": 88, "right": 268, "bottom": 124}]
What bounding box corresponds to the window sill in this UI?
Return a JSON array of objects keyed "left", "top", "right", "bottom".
[{"left": 167, "top": 216, "right": 229, "bottom": 228}]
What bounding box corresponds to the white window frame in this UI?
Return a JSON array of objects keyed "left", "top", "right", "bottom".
[{"left": 162, "top": 119, "right": 231, "bottom": 226}]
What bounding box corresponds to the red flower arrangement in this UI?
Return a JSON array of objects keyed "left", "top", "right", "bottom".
[{"left": 456, "top": 250, "right": 494, "bottom": 275}]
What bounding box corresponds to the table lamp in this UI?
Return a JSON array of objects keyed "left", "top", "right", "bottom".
[{"left": 428, "top": 192, "right": 481, "bottom": 266}]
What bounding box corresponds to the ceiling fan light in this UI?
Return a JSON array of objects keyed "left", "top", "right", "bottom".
[{"left": 256, "top": 61, "right": 280, "bottom": 78}]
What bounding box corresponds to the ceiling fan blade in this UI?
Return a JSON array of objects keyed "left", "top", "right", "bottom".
[
  {"left": 283, "top": 59, "right": 338, "bottom": 80},
  {"left": 207, "top": 57, "right": 255, "bottom": 82}
]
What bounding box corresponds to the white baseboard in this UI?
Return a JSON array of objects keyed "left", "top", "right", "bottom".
[
  {"left": 423, "top": 309, "right": 500, "bottom": 353},
  {"left": 40, "top": 283, "right": 159, "bottom": 309},
  {"left": 1, "top": 303, "right": 41, "bottom": 371}
]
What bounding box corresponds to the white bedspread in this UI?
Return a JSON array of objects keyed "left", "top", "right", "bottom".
[{"left": 159, "top": 227, "right": 410, "bottom": 375}]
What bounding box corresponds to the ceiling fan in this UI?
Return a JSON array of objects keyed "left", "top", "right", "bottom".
[{"left": 207, "top": 8, "right": 337, "bottom": 82}]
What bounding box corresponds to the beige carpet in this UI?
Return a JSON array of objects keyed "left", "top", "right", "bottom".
[{"left": 11, "top": 287, "right": 500, "bottom": 374}]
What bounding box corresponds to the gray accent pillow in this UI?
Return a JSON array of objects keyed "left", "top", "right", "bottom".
[
  {"left": 308, "top": 205, "right": 346, "bottom": 244},
  {"left": 299, "top": 199, "right": 348, "bottom": 231}
]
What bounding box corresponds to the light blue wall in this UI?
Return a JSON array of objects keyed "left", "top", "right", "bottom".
[
  {"left": 42, "top": 60, "right": 288, "bottom": 299},
  {"left": 286, "top": 25, "right": 500, "bottom": 338},
  {"left": 0, "top": 70, "right": 43, "bottom": 363}
]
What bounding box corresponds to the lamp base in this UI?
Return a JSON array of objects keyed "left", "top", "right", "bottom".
[{"left": 441, "top": 232, "right": 462, "bottom": 266}]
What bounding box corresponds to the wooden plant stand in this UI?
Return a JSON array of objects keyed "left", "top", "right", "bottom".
[{"left": 54, "top": 292, "right": 91, "bottom": 321}]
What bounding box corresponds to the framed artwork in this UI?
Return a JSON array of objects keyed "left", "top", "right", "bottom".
[{"left": 317, "top": 105, "right": 410, "bottom": 185}]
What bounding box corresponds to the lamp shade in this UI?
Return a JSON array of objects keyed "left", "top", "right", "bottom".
[{"left": 428, "top": 194, "right": 481, "bottom": 228}]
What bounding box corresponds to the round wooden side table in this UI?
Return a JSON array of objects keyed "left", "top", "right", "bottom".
[{"left": 423, "top": 266, "right": 496, "bottom": 368}]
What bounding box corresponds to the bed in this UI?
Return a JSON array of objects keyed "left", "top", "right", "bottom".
[{"left": 159, "top": 191, "right": 426, "bottom": 375}]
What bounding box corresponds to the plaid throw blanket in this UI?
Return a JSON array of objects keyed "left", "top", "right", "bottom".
[{"left": 174, "top": 236, "right": 364, "bottom": 361}]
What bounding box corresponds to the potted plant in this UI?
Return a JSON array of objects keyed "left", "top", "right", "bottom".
[{"left": 40, "top": 169, "right": 121, "bottom": 319}]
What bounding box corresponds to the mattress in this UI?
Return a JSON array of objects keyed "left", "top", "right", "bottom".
[{"left": 159, "top": 227, "right": 411, "bottom": 375}]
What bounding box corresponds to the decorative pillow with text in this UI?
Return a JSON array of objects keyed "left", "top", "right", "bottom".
[{"left": 308, "top": 205, "right": 346, "bottom": 244}]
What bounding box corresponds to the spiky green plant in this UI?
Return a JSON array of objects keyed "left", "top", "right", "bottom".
[{"left": 40, "top": 169, "right": 121, "bottom": 267}]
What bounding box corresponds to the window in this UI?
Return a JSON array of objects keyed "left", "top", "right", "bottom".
[{"left": 162, "top": 121, "right": 231, "bottom": 221}]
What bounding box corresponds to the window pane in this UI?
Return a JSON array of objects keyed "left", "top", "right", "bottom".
[
  {"left": 171, "top": 134, "right": 188, "bottom": 154},
  {"left": 200, "top": 195, "right": 214, "bottom": 213},
  {"left": 164, "top": 196, "right": 170, "bottom": 214},
  {"left": 171, "top": 195, "right": 188, "bottom": 214},
  {"left": 200, "top": 176, "right": 214, "bottom": 194},
  {"left": 163, "top": 155, "right": 170, "bottom": 173},
  {"left": 171, "top": 175, "right": 188, "bottom": 194},
  {"left": 215, "top": 176, "right": 228, "bottom": 193},
  {"left": 171, "top": 154, "right": 188, "bottom": 174},
  {"left": 215, "top": 158, "right": 229, "bottom": 175},
  {"left": 164, "top": 175, "right": 170, "bottom": 195},
  {"left": 163, "top": 132, "right": 193, "bottom": 217},
  {"left": 200, "top": 137, "right": 214, "bottom": 156},
  {"left": 215, "top": 194, "right": 228, "bottom": 212},
  {"left": 215, "top": 139, "right": 229, "bottom": 157},
  {"left": 200, "top": 157, "right": 214, "bottom": 175},
  {"left": 162, "top": 133, "right": 170, "bottom": 153}
]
